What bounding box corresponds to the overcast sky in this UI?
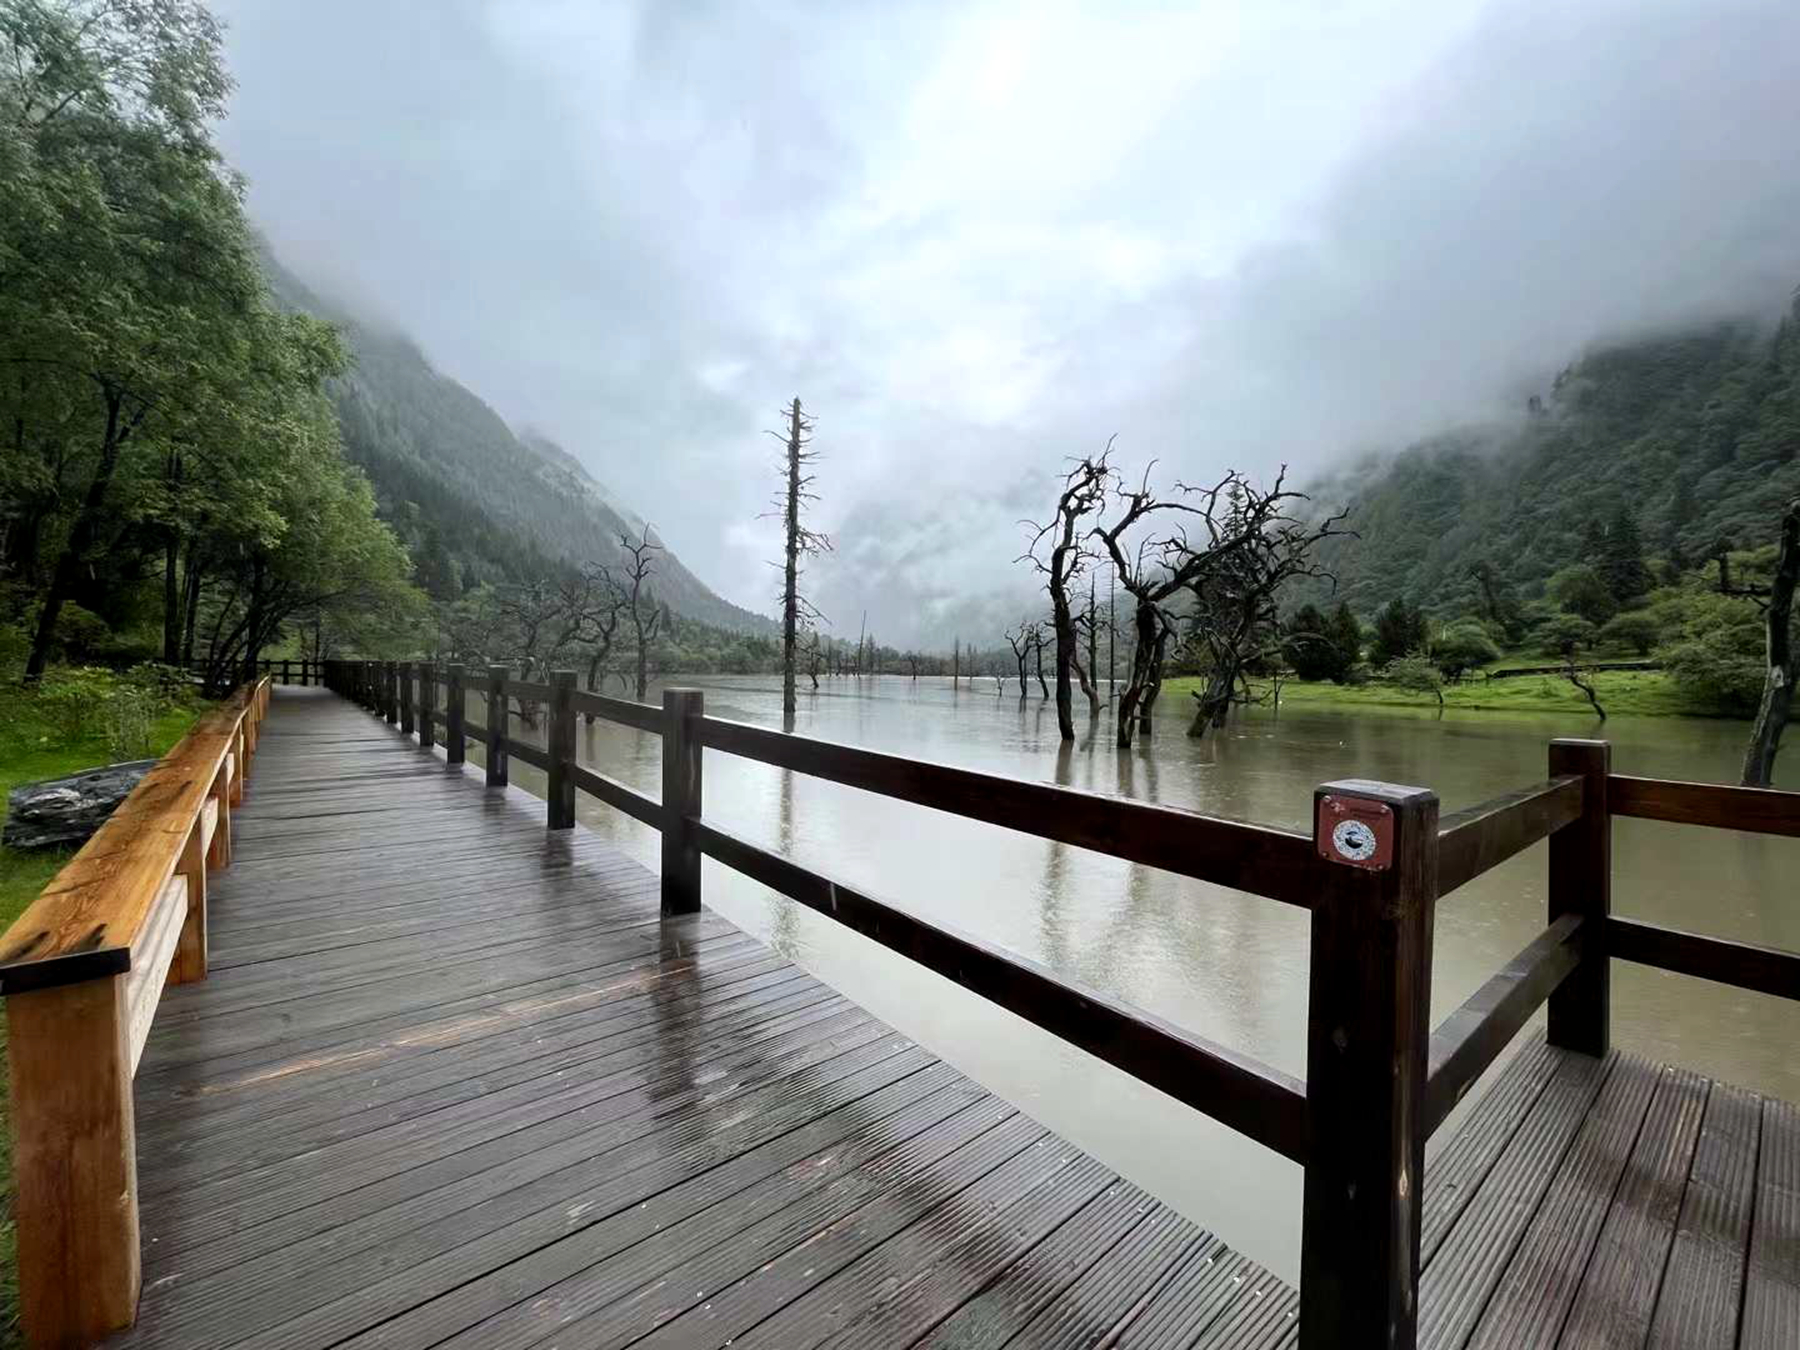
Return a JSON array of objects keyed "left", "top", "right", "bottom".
[{"left": 219, "top": 0, "right": 1800, "bottom": 644}]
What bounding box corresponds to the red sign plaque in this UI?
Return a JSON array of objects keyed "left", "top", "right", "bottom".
[{"left": 1315, "top": 793, "right": 1395, "bottom": 871}]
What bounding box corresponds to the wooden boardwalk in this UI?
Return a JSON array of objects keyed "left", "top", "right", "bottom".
[{"left": 114, "top": 689, "right": 1797, "bottom": 1349}]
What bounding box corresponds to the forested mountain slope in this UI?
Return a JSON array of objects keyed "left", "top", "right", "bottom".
[
  {"left": 1302, "top": 295, "right": 1800, "bottom": 617},
  {"left": 262, "top": 252, "right": 772, "bottom": 633}
]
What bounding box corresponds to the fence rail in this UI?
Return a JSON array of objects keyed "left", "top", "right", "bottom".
[
  {"left": 320, "top": 660, "right": 1800, "bottom": 1350},
  {"left": 0, "top": 676, "right": 271, "bottom": 1348}
]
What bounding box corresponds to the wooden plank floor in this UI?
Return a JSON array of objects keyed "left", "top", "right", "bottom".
[
  {"left": 1418, "top": 1036, "right": 1799, "bottom": 1349},
  {"left": 117, "top": 689, "right": 1296, "bottom": 1350},
  {"left": 116, "top": 688, "right": 1798, "bottom": 1348}
]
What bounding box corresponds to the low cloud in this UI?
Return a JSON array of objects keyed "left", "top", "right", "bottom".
[{"left": 221, "top": 0, "right": 1800, "bottom": 645}]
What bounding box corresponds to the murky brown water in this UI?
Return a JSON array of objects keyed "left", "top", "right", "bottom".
[{"left": 473, "top": 674, "right": 1798, "bottom": 1281}]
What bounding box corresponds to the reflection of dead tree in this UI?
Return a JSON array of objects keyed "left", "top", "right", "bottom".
[
  {"left": 1714, "top": 499, "right": 1798, "bottom": 786},
  {"left": 620, "top": 526, "right": 664, "bottom": 701},
  {"left": 767, "top": 397, "right": 832, "bottom": 717},
  {"left": 1022, "top": 449, "right": 1112, "bottom": 740}
]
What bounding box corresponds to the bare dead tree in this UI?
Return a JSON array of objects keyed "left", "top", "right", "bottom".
[
  {"left": 766, "top": 398, "right": 831, "bottom": 716},
  {"left": 1716, "top": 497, "right": 1799, "bottom": 786},
  {"left": 620, "top": 525, "right": 664, "bottom": 701},
  {"left": 1179, "top": 475, "right": 1351, "bottom": 739},
  {"left": 1022, "top": 449, "right": 1113, "bottom": 739},
  {"left": 1094, "top": 463, "right": 1257, "bottom": 747},
  {"left": 1031, "top": 624, "right": 1050, "bottom": 697},
  {"left": 556, "top": 563, "right": 628, "bottom": 721},
  {"left": 1091, "top": 461, "right": 1350, "bottom": 747},
  {"left": 1004, "top": 622, "right": 1036, "bottom": 699},
  {"left": 1563, "top": 654, "right": 1607, "bottom": 721},
  {"left": 800, "top": 627, "right": 824, "bottom": 689}
]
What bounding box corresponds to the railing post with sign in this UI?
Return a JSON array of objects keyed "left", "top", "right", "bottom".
[{"left": 1298, "top": 779, "right": 1438, "bottom": 1350}]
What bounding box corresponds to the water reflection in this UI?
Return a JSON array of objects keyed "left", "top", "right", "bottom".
[{"left": 472, "top": 674, "right": 1798, "bottom": 1282}]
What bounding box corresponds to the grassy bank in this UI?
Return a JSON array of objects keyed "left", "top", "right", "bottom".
[
  {"left": 0, "top": 683, "right": 203, "bottom": 1348},
  {"left": 1162, "top": 668, "right": 1717, "bottom": 720}
]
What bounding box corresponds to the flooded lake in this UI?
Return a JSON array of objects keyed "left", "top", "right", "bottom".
[{"left": 475, "top": 674, "right": 1799, "bottom": 1281}]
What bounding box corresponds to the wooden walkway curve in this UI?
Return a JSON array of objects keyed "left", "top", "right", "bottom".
[{"left": 113, "top": 688, "right": 1799, "bottom": 1349}]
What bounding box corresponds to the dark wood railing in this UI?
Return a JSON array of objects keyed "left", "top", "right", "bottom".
[
  {"left": 325, "top": 660, "right": 1800, "bottom": 1350},
  {"left": 186, "top": 657, "right": 321, "bottom": 686}
]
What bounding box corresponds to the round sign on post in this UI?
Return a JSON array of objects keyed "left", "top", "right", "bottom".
[{"left": 1315, "top": 791, "right": 1395, "bottom": 870}]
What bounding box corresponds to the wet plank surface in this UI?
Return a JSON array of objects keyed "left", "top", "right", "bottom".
[
  {"left": 1421, "top": 1037, "right": 1797, "bottom": 1348},
  {"left": 116, "top": 689, "right": 1295, "bottom": 1349},
  {"left": 116, "top": 688, "right": 1797, "bottom": 1348}
]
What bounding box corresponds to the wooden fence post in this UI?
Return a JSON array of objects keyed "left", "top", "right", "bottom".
[
  {"left": 1300, "top": 779, "right": 1438, "bottom": 1350},
  {"left": 1548, "top": 738, "right": 1611, "bottom": 1057},
  {"left": 384, "top": 662, "right": 398, "bottom": 725},
  {"left": 419, "top": 664, "right": 436, "bottom": 750},
  {"left": 547, "top": 670, "right": 576, "bottom": 828},
  {"left": 661, "top": 687, "right": 704, "bottom": 915},
  {"left": 487, "top": 664, "right": 509, "bottom": 787},
  {"left": 7, "top": 975, "right": 139, "bottom": 1346},
  {"left": 399, "top": 661, "right": 414, "bottom": 736},
  {"left": 445, "top": 663, "right": 466, "bottom": 764}
]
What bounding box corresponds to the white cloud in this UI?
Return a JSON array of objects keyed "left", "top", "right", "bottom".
[{"left": 220, "top": 0, "right": 1800, "bottom": 644}]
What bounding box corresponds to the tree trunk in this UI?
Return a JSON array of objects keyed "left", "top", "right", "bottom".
[
  {"left": 26, "top": 388, "right": 131, "bottom": 679},
  {"left": 162, "top": 525, "right": 182, "bottom": 666},
  {"left": 1741, "top": 499, "right": 1799, "bottom": 787},
  {"left": 780, "top": 399, "right": 803, "bottom": 716},
  {"left": 180, "top": 539, "right": 204, "bottom": 667}
]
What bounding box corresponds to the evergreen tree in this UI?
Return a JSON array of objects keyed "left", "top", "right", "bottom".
[
  {"left": 1601, "top": 503, "right": 1651, "bottom": 601},
  {"left": 1328, "top": 602, "right": 1363, "bottom": 674},
  {"left": 1369, "top": 597, "right": 1428, "bottom": 667}
]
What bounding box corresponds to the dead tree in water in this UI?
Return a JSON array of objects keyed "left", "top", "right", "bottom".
[
  {"left": 1715, "top": 498, "right": 1799, "bottom": 786},
  {"left": 1023, "top": 450, "right": 1112, "bottom": 740},
  {"left": 1096, "top": 464, "right": 1348, "bottom": 746},
  {"left": 767, "top": 398, "right": 830, "bottom": 716},
  {"left": 620, "top": 525, "right": 663, "bottom": 701},
  {"left": 558, "top": 565, "right": 628, "bottom": 721},
  {"left": 1181, "top": 476, "right": 1349, "bottom": 739}
]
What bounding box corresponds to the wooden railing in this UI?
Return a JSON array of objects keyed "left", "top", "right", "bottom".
[
  {"left": 184, "top": 657, "right": 320, "bottom": 686},
  {"left": 329, "top": 662, "right": 1800, "bottom": 1350},
  {"left": 0, "top": 676, "right": 271, "bottom": 1348}
]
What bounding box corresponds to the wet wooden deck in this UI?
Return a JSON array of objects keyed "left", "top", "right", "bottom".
[{"left": 115, "top": 688, "right": 1797, "bottom": 1348}]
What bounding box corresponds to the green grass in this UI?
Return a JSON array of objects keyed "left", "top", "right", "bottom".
[
  {"left": 1163, "top": 669, "right": 1722, "bottom": 720},
  {"left": 0, "top": 695, "right": 201, "bottom": 1348}
]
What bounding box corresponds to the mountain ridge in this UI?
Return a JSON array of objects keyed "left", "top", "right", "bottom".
[
  {"left": 1294, "top": 298, "right": 1800, "bottom": 618},
  {"left": 260, "top": 248, "right": 774, "bottom": 634}
]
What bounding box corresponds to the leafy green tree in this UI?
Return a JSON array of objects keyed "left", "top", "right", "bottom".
[
  {"left": 1428, "top": 620, "right": 1500, "bottom": 681},
  {"left": 1597, "top": 610, "right": 1661, "bottom": 655},
  {"left": 1283, "top": 603, "right": 1355, "bottom": 682},
  {"left": 1380, "top": 653, "right": 1444, "bottom": 707},
  {"left": 1538, "top": 613, "right": 1598, "bottom": 657},
  {"left": 1549, "top": 564, "right": 1618, "bottom": 626},
  {"left": 1368, "top": 597, "right": 1428, "bottom": 667}
]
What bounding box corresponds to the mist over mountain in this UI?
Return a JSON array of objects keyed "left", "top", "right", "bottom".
[
  {"left": 1293, "top": 295, "right": 1800, "bottom": 617},
  {"left": 261, "top": 251, "right": 773, "bottom": 633}
]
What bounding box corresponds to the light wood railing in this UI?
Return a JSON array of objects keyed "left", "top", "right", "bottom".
[{"left": 0, "top": 676, "right": 270, "bottom": 1348}]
